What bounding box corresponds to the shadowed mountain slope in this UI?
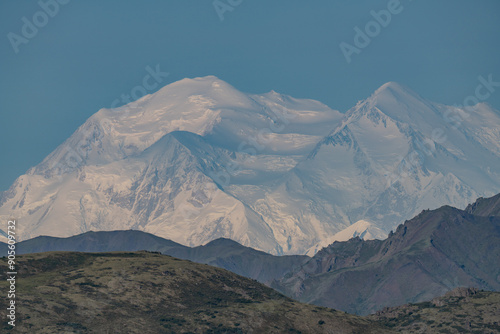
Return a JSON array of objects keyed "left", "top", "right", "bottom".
[
  {"left": 0, "top": 230, "right": 309, "bottom": 284},
  {"left": 274, "top": 194, "right": 500, "bottom": 315}
]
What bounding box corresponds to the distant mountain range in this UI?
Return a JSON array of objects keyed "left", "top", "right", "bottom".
[
  {"left": 1, "top": 77, "right": 500, "bottom": 254},
  {"left": 3, "top": 193, "right": 500, "bottom": 316}
]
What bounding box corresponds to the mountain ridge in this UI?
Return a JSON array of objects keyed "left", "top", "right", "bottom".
[
  {"left": 274, "top": 193, "right": 500, "bottom": 315},
  {"left": 0, "top": 230, "right": 308, "bottom": 284}
]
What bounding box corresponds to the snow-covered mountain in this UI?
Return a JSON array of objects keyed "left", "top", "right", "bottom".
[
  {"left": 1, "top": 77, "right": 500, "bottom": 254},
  {"left": 253, "top": 82, "right": 500, "bottom": 253}
]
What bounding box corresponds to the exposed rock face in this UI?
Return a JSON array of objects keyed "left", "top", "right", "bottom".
[
  {"left": 431, "top": 287, "right": 479, "bottom": 307},
  {"left": 370, "top": 288, "right": 500, "bottom": 333}
]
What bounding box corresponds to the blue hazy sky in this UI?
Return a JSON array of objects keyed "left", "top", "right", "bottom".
[{"left": 1, "top": 0, "right": 499, "bottom": 191}]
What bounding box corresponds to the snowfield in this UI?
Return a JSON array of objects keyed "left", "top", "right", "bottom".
[{"left": 1, "top": 77, "right": 499, "bottom": 254}]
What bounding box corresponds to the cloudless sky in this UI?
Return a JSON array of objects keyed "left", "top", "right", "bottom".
[{"left": 1, "top": 0, "right": 499, "bottom": 190}]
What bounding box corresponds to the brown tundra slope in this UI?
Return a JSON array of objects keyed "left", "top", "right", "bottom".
[
  {"left": 274, "top": 194, "right": 500, "bottom": 315},
  {"left": 370, "top": 287, "right": 500, "bottom": 333},
  {"left": 0, "top": 251, "right": 388, "bottom": 334}
]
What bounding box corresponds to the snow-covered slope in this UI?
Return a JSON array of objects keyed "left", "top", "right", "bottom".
[
  {"left": 305, "top": 220, "right": 387, "bottom": 256},
  {"left": 0, "top": 76, "right": 342, "bottom": 253},
  {"left": 256, "top": 82, "right": 500, "bottom": 253},
  {"left": 1, "top": 78, "right": 499, "bottom": 254}
]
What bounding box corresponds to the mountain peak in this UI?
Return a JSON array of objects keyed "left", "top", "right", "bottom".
[
  {"left": 153, "top": 75, "right": 246, "bottom": 101},
  {"left": 374, "top": 81, "right": 407, "bottom": 93},
  {"left": 348, "top": 81, "right": 438, "bottom": 130},
  {"left": 172, "top": 75, "right": 230, "bottom": 88},
  {"left": 203, "top": 237, "right": 244, "bottom": 247},
  {"left": 370, "top": 81, "right": 421, "bottom": 103},
  {"left": 346, "top": 82, "right": 423, "bottom": 119}
]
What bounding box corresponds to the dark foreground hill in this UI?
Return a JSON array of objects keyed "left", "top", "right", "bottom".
[
  {"left": 0, "top": 231, "right": 308, "bottom": 284},
  {"left": 0, "top": 251, "right": 385, "bottom": 334},
  {"left": 274, "top": 194, "right": 500, "bottom": 315}
]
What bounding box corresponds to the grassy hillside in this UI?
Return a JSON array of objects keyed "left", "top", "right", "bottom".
[
  {"left": 370, "top": 287, "right": 500, "bottom": 333},
  {"left": 0, "top": 251, "right": 385, "bottom": 333}
]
